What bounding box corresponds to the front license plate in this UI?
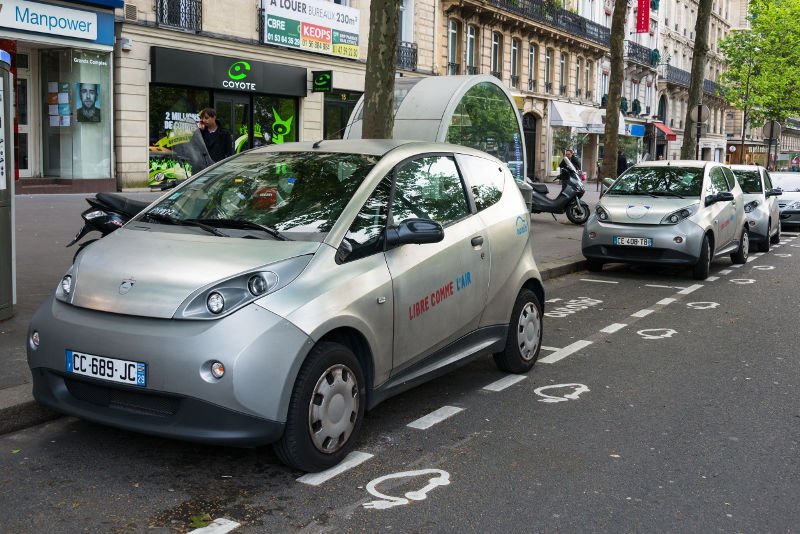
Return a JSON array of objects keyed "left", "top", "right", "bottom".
[
  {"left": 66, "top": 350, "right": 147, "bottom": 387},
  {"left": 614, "top": 236, "right": 653, "bottom": 247}
]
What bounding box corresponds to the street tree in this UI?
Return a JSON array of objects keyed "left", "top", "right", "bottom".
[
  {"left": 718, "top": 28, "right": 760, "bottom": 157},
  {"left": 680, "top": 0, "right": 713, "bottom": 159},
  {"left": 361, "top": 0, "right": 400, "bottom": 139},
  {"left": 600, "top": 0, "right": 627, "bottom": 179}
]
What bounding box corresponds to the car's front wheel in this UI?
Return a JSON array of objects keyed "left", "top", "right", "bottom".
[
  {"left": 274, "top": 341, "right": 365, "bottom": 472},
  {"left": 692, "top": 234, "right": 712, "bottom": 280},
  {"left": 771, "top": 220, "right": 781, "bottom": 244},
  {"left": 731, "top": 226, "right": 749, "bottom": 264},
  {"left": 493, "top": 289, "right": 543, "bottom": 373},
  {"left": 759, "top": 222, "right": 771, "bottom": 252},
  {"left": 566, "top": 200, "right": 590, "bottom": 225}
]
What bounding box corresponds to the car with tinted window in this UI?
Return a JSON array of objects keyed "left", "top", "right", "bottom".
[
  {"left": 27, "top": 140, "right": 544, "bottom": 472},
  {"left": 771, "top": 172, "right": 800, "bottom": 228},
  {"left": 582, "top": 161, "right": 749, "bottom": 280},
  {"left": 730, "top": 165, "right": 782, "bottom": 251}
]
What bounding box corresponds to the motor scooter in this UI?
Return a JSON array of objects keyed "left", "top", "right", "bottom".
[{"left": 530, "top": 157, "right": 590, "bottom": 225}]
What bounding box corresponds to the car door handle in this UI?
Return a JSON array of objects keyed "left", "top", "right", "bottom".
[{"left": 471, "top": 236, "right": 484, "bottom": 247}]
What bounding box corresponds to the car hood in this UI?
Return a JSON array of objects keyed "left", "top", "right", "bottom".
[
  {"left": 778, "top": 190, "right": 800, "bottom": 205},
  {"left": 600, "top": 195, "right": 700, "bottom": 224},
  {"left": 70, "top": 227, "right": 320, "bottom": 318}
]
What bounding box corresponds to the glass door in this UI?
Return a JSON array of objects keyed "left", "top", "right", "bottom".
[
  {"left": 14, "top": 52, "right": 33, "bottom": 178},
  {"left": 214, "top": 93, "right": 251, "bottom": 153}
]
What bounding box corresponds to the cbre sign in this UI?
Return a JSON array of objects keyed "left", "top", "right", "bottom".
[{"left": 0, "top": 0, "right": 98, "bottom": 41}]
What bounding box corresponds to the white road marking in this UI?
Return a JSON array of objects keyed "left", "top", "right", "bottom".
[
  {"left": 719, "top": 269, "right": 732, "bottom": 275},
  {"left": 656, "top": 298, "right": 676, "bottom": 305},
  {"left": 687, "top": 302, "right": 720, "bottom": 310},
  {"left": 364, "top": 469, "right": 451, "bottom": 510},
  {"left": 731, "top": 264, "right": 743, "bottom": 268},
  {"left": 752, "top": 265, "right": 775, "bottom": 270},
  {"left": 535, "top": 384, "right": 590, "bottom": 403},
  {"left": 637, "top": 328, "right": 678, "bottom": 340},
  {"left": 746, "top": 256, "right": 757, "bottom": 263},
  {"left": 730, "top": 279, "right": 756, "bottom": 285},
  {"left": 189, "top": 518, "right": 241, "bottom": 534},
  {"left": 541, "top": 346, "right": 560, "bottom": 352},
  {"left": 754, "top": 252, "right": 765, "bottom": 257},
  {"left": 297, "top": 451, "right": 374, "bottom": 486},
  {"left": 600, "top": 323, "right": 628, "bottom": 333},
  {"left": 677, "top": 284, "right": 703, "bottom": 295},
  {"left": 407, "top": 406, "right": 464, "bottom": 430},
  {"left": 483, "top": 374, "right": 527, "bottom": 392},
  {"left": 774, "top": 253, "right": 793, "bottom": 257},
  {"left": 539, "top": 340, "right": 593, "bottom": 364},
  {"left": 631, "top": 309, "right": 654, "bottom": 318},
  {"left": 706, "top": 276, "right": 720, "bottom": 281},
  {"left": 646, "top": 284, "right": 687, "bottom": 290},
  {"left": 545, "top": 298, "right": 563, "bottom": 303},
  {"left": 774, "top": 245, "right": 781, "bottom": 248},
  {"left": 580, "top": 278, "right": 619, "bottom": 284}
]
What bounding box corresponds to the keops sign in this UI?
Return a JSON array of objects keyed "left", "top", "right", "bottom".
[
  {"left": 0, "top": 0, "right": 98, "bottom": 41},
  {"left": 264, "top": 0, "right": 360, "bottom": 59}
]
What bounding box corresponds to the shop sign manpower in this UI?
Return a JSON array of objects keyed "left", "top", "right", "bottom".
[
  {"left": 0, "top": 0, "right": 98, "bottom": 41},
  {"left": 264, "top": 0, "right": 360, "bottom": 59}
]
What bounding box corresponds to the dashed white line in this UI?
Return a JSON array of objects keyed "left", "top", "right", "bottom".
[
  {"left": 631, "top": 309, "right": 654, "bottom": 318},
  {"left": 656, "top": 298, "right": 676, "bottom": 305},
  {"left": 645, "top": 284, "right": 686, "bottom": 290},
  {"left": 483, "top": 374, "right": 527, "bottom": 392},
  {"left": 407, "top": 406, "right": 464, "bottom": 430},
  {"left": 706, "top": 276, "right": 720, "bottom": 281},
  {"left": 541, "top": 346, "right": 560, "bottom": 352},
  {"left": 188, "top": 518, "right": 241, "bottom": 534},
  {"left": 677, "top": 284, "right": 703, "bottom": 295},
  {"left": 747, "top": 256, "right": 757, "bottom": 263},
  {"left": 297, "top": 451, "right": 374, "bottom": 486},
  {"left": 600, "top": 323, "right": 627, "bottom": 333},
  {"left": 719, "top": 269, "right": 732, "bottom": 275},
  {"left": 731, "top": 264, "right": 743, "bottom": 268},
  {"left": 580, "top": 279, "right": 619, "bottom": 284},
  {"left": 754, "top": 252, "right": 765, "bottom": 257},
  {"left": 539, "top": 340, "right": 593, "bottom": 364}
]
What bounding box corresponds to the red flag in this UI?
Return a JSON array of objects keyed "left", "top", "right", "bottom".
[{"left": 637, "top": 0, "right": 650, "bottom": 33}]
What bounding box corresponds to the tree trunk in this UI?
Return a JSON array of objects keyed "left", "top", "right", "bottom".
[
  {"left": 362, "top": 0, "right": 400, "bottom": 139},
  {"left": 600, "top": 0, "right": 627, "bottom": 180},
  {"left": 680, "top": 0, "right": 712, "bottom": 159}
]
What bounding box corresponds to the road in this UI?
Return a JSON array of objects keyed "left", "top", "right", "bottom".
[{"left": 2, "top": 234, "right": 798, "bottom": 533}]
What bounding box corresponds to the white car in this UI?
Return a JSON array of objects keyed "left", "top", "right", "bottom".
[
  {"left": 771, "top": 172, "right": 800, "bottom": 228},
  {"left": 730, "top": 165, "right": 782, "bottom": 251}
]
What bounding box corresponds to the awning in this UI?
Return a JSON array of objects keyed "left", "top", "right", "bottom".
[
  {"left": 653, "top": 121, "right": 677, "bottom": 141},
  {"left": 550, "top": 101, "right": 626, "bottom": 135}
]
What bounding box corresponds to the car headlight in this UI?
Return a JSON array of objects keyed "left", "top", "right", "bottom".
[
  {"left": 660, "top": 203, "right": 699, "bottom": 225},
  {"left": 175, "top": 255, "right": 312, "bottom": 320},
  {"left": 55, "top": 268, "right": 76, "bottom": 304},
  {"left": 744, "top": 200, "right": 759, "bottom": 213},
  {"left": 595, "top": 205, "right": 610, "bottom": 221}
]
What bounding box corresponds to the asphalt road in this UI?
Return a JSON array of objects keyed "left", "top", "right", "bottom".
[{"left": 1, "top": 234, "right": 798, "bottom": 533}]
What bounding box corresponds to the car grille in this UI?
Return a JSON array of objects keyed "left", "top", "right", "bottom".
[{"left": 64, "top": 376, "right": 180, "bottom": 416}]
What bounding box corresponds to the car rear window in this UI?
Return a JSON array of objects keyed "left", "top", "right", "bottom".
[
  {"left": 734, "top": 170, "right": 763, "bottom": 193},
  {"left": 607, "top": 166, "right": 704, "bottom": 197}
]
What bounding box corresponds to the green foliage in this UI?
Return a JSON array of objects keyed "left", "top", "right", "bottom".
[{"left": 552, "top": 127, "right": 589, "bottom": 153}]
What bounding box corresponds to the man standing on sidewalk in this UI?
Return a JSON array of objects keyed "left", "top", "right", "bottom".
[{"left": 198, "top": 108, "right": 234, "bottom": 163}]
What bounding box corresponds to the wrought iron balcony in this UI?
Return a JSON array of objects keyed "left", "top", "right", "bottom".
[
  {"left": 486, "top": 0, "right": 610, "bottom": 48},
  {"left": 491, "top": 70, "right": 502, "bottom": 80},
  {"left": 661, "top": 65, "right": 691, "bottom": 87},
  {"left": 625, "top": 40, "right": 656, "bottom": 69},
  {"left": 448, "top": 62, "right": 461, "bottom": 75},
  {"left": 585, "top": 90, "right": 592, "bottom": 100},
  {"left": 511, "top": 75, "right": 520, "bottom": 88},
  {"left": 528, "top": 79, "right": 537, "bottom": 91},
  {"left": 466, "top": 65, "right": 478, "bottom": 75},
  {"left": 703, "top": 79, "right": 722, "bottom": 97},
  {"left": 397, "top": 41, "right": 418, "bottom": 71},
  {"left": 156, "top": 0, "right": 202, "bottom": 32},
  {"left": 545, "top": 82, "right": 552, "bottom": 93},
  {"left": 560, "top": 85, "right": 567, "bottom": 96},
  {"left": 575, "top": 88, "right": 582, "bottom": 98}
]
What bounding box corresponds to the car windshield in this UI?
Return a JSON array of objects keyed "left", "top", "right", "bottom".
[
  {"left": 606, "top": 166, "right": 704, "bottom": 197},
  {"left": 734, "top": 170, "right": 762, "bottom": 193},
  {"left": 771, "top": 173, "right": 800, "bottom": 192},
  {"left": 142, "top": 151, "right": 381, "bottom": 241}
]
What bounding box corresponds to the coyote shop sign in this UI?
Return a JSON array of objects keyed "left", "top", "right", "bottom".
[{"left": 264, "top": 0, "right": 360, "bottom": 60}]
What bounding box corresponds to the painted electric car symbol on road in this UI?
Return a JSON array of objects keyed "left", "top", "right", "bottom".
[
  {"left": 637, "top": 328, "right": 678, "bottom": 340},
  {"left": 363, "top": 469, "right": 451, "bottom": 510},
  {"left": 534, "top": 384, "right": 590, "bottom": 403}
]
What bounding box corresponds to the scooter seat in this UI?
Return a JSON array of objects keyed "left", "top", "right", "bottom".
[
  {"left": 96, "top": 192, "right": 151, "bottom": 217},
  {"left": 531, "top": 183, "right": 549, "bottom": 194}
]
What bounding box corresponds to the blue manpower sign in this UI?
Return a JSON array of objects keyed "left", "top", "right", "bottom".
[{"left": 0, "top": 0, "right": 115, "bottom": 46}]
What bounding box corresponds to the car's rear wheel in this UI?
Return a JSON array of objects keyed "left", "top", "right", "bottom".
[
  {"left": 731, "top": 227, "right": 749, "bottom": 264},
  {"left": 586, "top": 258, "right": 604, "bottom": 272},
  {"left": 692, "top": 234, "right": 711, "bottom": 280},
  {"left": 493, "top": 289, "right": 542, "bottom": 373},
  {"left": 274, "top": 341, "right": 365, "bottom": 472},
  {"left": 770, "top": 221, "right": 781, "bottom": 244},
  {"left": 758, "top": 223, "right": 771, "bottom": 252}
]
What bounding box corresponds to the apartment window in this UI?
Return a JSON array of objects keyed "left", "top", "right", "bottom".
[
  {"left": 399, "top": 0, "right": 414, "bottom": 43},
  {"left": 632, "top": 81, "right": 640, "bottom": 103},
  {"left": 559, "top": 52, "right": 567, "bottom": 96},
  {"left": 156, "top": 0, "right": 202, "bottom": 32},
  {"left": 448, "top": 19, "right": 461, "bottom": 75},
  {"left": 585, "top": 60, "right": 592, "bottom": 98},
  {"left": 601, "top": 72, "right": 609, "bottom": 96},
  {"left": 645, "top": 83, "right": 652, "bottom": 113},
  {"left": 528, "top": 44, "right": 538, "bottom": 90},
  {"left": 466, "top": 25, "right": 477, "bottom": 72},
  {"left": 511, "top": 38, "right": 520, "bottom": 87},
  {"left": 491, "top": 32, "right": 503, "bottom": 78},
  {"left": 545, "top": 48, "right": 553, "bottom": 93},
  {"left": 575, "top": 57, "right": 582, "bottom": 97}
]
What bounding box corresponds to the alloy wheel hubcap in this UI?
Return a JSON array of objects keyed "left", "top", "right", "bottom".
[
  {"left": 308, "top": 364, "right": 359, "bottom": 454},
  {"left": 516, "top": 302, "right": 541, "bottom": 361}
]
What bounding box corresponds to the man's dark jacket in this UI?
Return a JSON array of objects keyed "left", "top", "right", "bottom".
[
  {"left": 617, "top": 153, "right": 628, "bottom": 176},
  {"left": 201, "top": 126, "right": 234, "bottom": 163}
]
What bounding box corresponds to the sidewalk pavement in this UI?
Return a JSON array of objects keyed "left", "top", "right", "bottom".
[{"left": 0, "top": 184, "right": 601, "bottom": 435}]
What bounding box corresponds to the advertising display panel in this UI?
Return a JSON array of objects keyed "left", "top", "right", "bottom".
[{"left": 263, "top": 0, "right": 360, "bottom": 59}]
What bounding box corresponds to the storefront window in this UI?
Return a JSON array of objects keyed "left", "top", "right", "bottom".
[
  {"left": 324, "top": 91, "right": 362, "bottom": 140},
  {"left": 41, "top": 49, "right": 112, "bottom": 179},
  {"left": 446, "top": 82, "right": 524, "bottom": 181},
  {"left": 253, "top": 95, "right": 298, "bottom": 147}
]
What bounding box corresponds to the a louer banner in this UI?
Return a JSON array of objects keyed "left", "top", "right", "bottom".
[
  {"left": 637, "top": 0, "right": 650, "bottom": 33},
  {"left": 263, "top": 0, "right": 360, "bottom": 59}
]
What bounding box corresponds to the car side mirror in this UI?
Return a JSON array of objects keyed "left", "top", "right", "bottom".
[
  {"left": 704, "top": 191, "right": 734, "bottom": 206},
  {"left": 386, "top": 218, "right": 444, "bottom": 247},
  {"left": 335, "top": 238, "right": 354, "bottom": 264},
  {"left": 767, "top": 188, "right": 782, "bottom": 197}
]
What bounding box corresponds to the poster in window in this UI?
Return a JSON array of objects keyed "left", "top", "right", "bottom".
[{"left": 75, "top": 83, "right": 101, "bottom": 123}]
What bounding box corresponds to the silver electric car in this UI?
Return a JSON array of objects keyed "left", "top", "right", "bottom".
[
  {"left": 730, "top": 165, "right": 782, "bottom": 251},
  {"left": 771, "top": 172, "right": 800, "bottom": 228},
  {"left": 582, "top": 161, "right": 749, "bottom": 280},
  {"left": 27, "top": 140, "right": 544, "bottom": 472}
]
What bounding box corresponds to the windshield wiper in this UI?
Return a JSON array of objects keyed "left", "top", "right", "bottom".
[
  {"left": 142, "top": 212, "right": 229, "bottom": 237},
  {"left": 631, "top": 191, "right": 659, "bottom": 198},
  {"left": 651, "top": 191, "right": 685, "bottom": 198},
  {"left": 192, "top": 218, "right": 291, "bottom": 241}
]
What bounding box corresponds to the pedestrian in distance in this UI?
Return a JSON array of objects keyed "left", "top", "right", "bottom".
[
  {"left": 198, "top": 108, "right": 234, "bottom": 163},
  {"left": 560, "top": 148, "right": 582, "bottom": 173},
  {"left": 617, "top": 149, "right": 628, "bottom": 176}
]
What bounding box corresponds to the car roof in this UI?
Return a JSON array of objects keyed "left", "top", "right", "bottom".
[
  {"left": 631, "top": 160, "right": 718, "bottom": 169},
  {"left": 729, "top": 164, "right": 763, "bottom": 171},
  {"left": 249, "top": 139, "right": 492, "bottom": 158}
]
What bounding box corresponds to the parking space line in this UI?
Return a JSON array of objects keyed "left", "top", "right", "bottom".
[
  {"left": 656, "top": 298, "right": 676, "bottom": 305},
  {"left": 677, "top": 284, "right": 703, "bottom": 295},
  {"left": 297, "top": 451, "right": 374, "bottom": 486},
  {"left": 408, "top": 406, "right": 464, "bottom": 430},
  {"left": 646, "top": 284, "right": 687, "bottom": 290},
  {"left": 580, "top": 279, "right": 619, "bottom": 284},
  {"left": 731, "top": 264, "right": 743, "bottom": 268},
  {"left": 754, "top": 252, "right": 765, "bottom": 257},
  {"left": 706, "top": 276, "right": 720, "bottom": 281},
  {"left": 539, "top": 340, "right": 593, "bottom": 364},
  {"left": 719, "top": 269, "right": 732, "bottom": 275},
  {"left": 600, "top": 323, "right": 627, "bottom": 333},
  {"left": 631, "top": 309, "right": 654, "bottom": 318},
  {"left": 541, "top": 346, "right": 560, "bottom": 352},
  {"left": 188, "top": 518, "right": 241, "bottom": 534},
  {"left": 747, "top": 256, "right": 757, "bottom": 263},
  {"left": 483, "top": 374, "right": 527, "bottom": 392}
]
